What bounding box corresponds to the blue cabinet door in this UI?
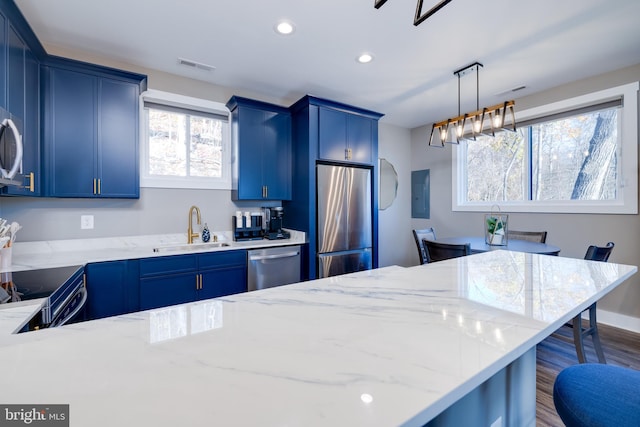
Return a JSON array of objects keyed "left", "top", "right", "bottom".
[
  {"left": 21, "top": 47, "right": 40, "bottom": 195},
  {"left": 0, "top": 11, "right": 6, "bottom": 108},
  {"left": 228, "top": 97, "right": 292, "bottom": 201},
  {"left": 44, "top": 67, "right": 96, "bottom": 197},
  {"left": 86, "top": 260, "right": 138, "bottom": 320},
  {"left": 139, "top": 251, "right": 247, "bottom": 310},
  {"left": 7, "top": 24, "right": 24, "bottom": 127},
  {"left": 139, "top": 273, "right": 198, "bottom": 311},
  {"left": 318, "top": 107, "right": 374, "bottom": 165},
  {"left": 3, "top": 41, "right": 40, "bottom": 196},
  {"left": 318, "top": 107, "right": 347, "bottom": 162},
  {"left": 235, "top": 106, "right": 265, "bottom": 199},
  {"left": 262, "top": 110, "right": 291, "bottom": 200},
  {"left": 139, "top": 254, "right": 198, "bottom": 311},
  {"left": 198, "top": 250, "right": 247, "bottom": 299},
  {"left": 98, "top": 78, "right": 139, "bottom": 198},
  {"left": 347, "top": 114, "right": 374, "bottom": 165},
  {"left": 43, "top": 62, "right": 142, "bottom": 198},
  {"left": 199, "top": 265, "right": 247, "bottom": 300}
]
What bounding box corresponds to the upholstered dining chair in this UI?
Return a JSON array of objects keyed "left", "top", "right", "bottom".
[
  {"left": 553, "top": 364, "right": 640, "bottom": 427},
  {"left": 423, "top": 240, "right": 470, "bottom": 263},
  {"left": 506, "top": 230, "right": 548, "bottom": 243},
  {"left": 412, "top": 228, "right": 436, "bottom": 265},
  {"left": 571, "top": 241, "right": 615, "bottom": 364}
]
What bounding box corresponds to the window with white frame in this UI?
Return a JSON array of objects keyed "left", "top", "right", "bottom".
[
  {"left": 141, "top": 90, "right": 231, "bottom": 189},
  {"left": 453, "top": 82, "right": 638, "bottom": 214}
]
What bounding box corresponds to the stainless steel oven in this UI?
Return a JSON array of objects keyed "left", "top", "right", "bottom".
[{"left": 4, "top": 265, "right": 86, "bottom": 332}]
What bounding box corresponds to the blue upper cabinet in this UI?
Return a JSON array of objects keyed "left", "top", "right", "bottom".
[
  {"left": 318, "top": 106, "right": 377, "bottom": 165},
  {"left": 226, "top": 96, "right": 292, "bottom": 201},
  {"left": 0, "top": 11, "right": 6, "bottom": 109},
  {"left": 0, "top": 1, "right": 147, "bottom": 198},
  {"left": 42, "top": 58, "right": 146, "bottom": 198},
  {"left": 0, "top": 7, "right": 44, "bottom": 196},
  {"left": 285, "top": 95, "right": 383, "bottom": 280},
  {"left": 97, "top": 78, "right": 140, "bottom": 198}
]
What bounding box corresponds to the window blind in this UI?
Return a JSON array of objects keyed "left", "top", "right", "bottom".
[
  {"left": 517, "top": 97, "right": 622, "bottom": 128},
  {"left": 144, "top": 101, "right": 228, "bottom": 122}
]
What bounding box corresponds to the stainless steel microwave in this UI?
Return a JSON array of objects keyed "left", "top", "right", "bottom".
[{"left": 0, "top": 106, "right": 24, "bottom": 187}]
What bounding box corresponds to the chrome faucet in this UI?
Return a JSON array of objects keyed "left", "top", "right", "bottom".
[{"left": 187, "top": 205, "right": 201, "bottom": 244}]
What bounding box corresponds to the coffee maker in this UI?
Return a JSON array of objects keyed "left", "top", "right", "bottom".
[{"left": 264, "top": 207, "right": 290, "bottom": 240}]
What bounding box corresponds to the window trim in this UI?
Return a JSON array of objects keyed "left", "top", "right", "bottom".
[
  {"left": 140, "top": 89, "right": 231, "bottom": 190},
  {"left": 452, "top": 82, "right": 638, "bottom": 214}
]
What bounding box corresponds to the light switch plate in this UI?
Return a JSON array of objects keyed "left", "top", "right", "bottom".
[{"left": 81, "top": 215, "right": 94, "bottom": 230}]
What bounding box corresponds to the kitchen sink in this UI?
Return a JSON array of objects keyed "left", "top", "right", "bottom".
[{"left": 153, "top": 242, "right": 230, "bottom": 253}]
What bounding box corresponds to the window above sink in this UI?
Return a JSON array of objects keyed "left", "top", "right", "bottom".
[{"left": 140, "top": 89, "right": 232, "bottom": 190}]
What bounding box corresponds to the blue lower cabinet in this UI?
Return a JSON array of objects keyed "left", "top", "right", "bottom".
[
  {"left": 138, "top": 251, "right": 248, "bottom": 311},
  {"left": 197, "top": 251, "right": 247, "bottom": 299},
  {"left": 85, "top": 260, "right": 138, "bottom": 320},
  {"left": 139, "top": 272, "right": 198, "bottom": 311},
  {"left": 199, "top": 265, "right": 246, "bottom": 299},
  {"left": 139, "top": 254, "right": 198, "bottom": 311}
]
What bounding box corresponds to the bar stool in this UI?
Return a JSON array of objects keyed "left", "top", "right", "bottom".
[{"left": 554, "top": 363, "right": 640, "bottom": 426}]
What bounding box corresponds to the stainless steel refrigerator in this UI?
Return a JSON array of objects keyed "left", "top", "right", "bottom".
[{"left": 316, "top": 164, "right": 372, "bottom": 278}]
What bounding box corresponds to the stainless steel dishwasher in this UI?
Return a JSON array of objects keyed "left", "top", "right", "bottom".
[{"left": 247, "top": 245, "right": 302, "bottom": 291}]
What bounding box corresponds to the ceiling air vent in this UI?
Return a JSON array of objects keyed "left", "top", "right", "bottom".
[
  {"left": 494, "top": 85, "right": 527, "bottom": 97},
  {"left": 177, "top": 57, "right": 216, "bottom": 72}
]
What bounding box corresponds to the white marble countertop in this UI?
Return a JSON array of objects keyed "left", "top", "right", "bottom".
[
  {"left": 5, "top": 229, "right": 306, "bottom": 273},
  {"left": 0, "top": 251, "right": 635, "bottom": 426}
]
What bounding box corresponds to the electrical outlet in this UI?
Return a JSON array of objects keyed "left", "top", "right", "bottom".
[{"left": 81, "top": 215, "right": 94, "bottom": 230}]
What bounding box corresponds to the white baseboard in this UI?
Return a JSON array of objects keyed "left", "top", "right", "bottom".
[{"left": 595, "top": 309, "right": 640, "bottom": 334}]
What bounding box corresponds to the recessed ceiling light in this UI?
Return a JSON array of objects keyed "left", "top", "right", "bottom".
[
  {"left": 275, "top": 20, "right": 295, "bottom": 35},
  {"left": 357, "top": 53, "right": 374, "bottom": 64}
]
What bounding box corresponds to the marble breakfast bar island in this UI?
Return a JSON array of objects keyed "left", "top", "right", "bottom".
[{"left": 0, "top": 251, "right": 636, "bottom": 427}]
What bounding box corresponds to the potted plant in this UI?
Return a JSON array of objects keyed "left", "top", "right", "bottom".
[{"left": 485, "top": 208, "right": 508, "bottom": 246}]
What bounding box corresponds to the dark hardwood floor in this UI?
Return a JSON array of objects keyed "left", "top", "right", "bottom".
[{"left": 536, "top": 322, "right": 640, "bottom": 426}]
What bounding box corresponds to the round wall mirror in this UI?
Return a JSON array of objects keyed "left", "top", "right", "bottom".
[{"left": 379, "top": 158, "right": 398, "bottom": 210}]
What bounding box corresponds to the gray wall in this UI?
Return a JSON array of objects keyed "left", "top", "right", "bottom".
[
  {"left": 378, "top": 124, "right": 413, "bottom": 268},
  {"left": 410, "top": 63, "right": 640, "bottom": 328}
]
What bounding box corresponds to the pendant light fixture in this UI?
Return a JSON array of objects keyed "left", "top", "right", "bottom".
[{"left": 429, "top": 62, "right": 516, "bottom": 147}]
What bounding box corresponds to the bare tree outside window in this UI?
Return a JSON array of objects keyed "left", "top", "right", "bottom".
[
  {"left": 148, "top": 108, "right": 224, "bottom": 179},
  {"left": 464, "top": 107, "right": 619, "bottom": 203}
]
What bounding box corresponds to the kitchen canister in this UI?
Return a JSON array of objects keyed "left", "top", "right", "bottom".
[{"left": 485, "top": 205, "right": 508, "bottom": 246}]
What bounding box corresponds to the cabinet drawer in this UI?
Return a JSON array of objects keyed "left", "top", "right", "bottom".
[
  {"left": 198, "top": 250, "right": 246, "bottom": 269},
  {"left": 139, "top": 254, "right": 197, "bottom": 278}
]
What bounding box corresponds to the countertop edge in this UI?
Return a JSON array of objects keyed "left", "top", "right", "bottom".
[{"left": 5, "top": 229, "right": 306, "bottom": 273}]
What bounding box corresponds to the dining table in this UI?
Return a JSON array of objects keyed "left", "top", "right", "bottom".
[{"left": 437, "top": 236, "right": 561, "bottom": 255}]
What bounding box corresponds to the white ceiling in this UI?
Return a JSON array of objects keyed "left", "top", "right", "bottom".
[{"left": 14, "top": 0, "right": 640, "bottom": 128}]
